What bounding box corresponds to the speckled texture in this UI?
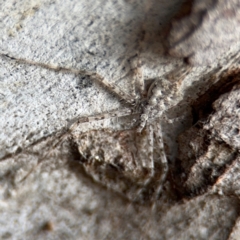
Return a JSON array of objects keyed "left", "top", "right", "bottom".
[
  {"left": 0, "top": 0, "right": 240, "bottom": 239},
  {"left": 0, "top": 55, "right": 124, "bottom": 158},
  {"left": 168, "top": 0, "right": 240, "bottom": 65},
  {"left": 0, "top": 0, "right": 185, "bottom": 158}
]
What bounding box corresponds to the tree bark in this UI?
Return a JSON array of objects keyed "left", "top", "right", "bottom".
[{"left": 0, "top": 0, "right": 239, "bottom": 239}]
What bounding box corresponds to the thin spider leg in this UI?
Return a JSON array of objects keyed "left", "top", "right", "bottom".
[
  {"left": 50, "top": 107, "right": 138, "bottom": 152},
  {"left": 112, "top": 52, "right": 144, "bottom": 102},
  {"left": 153, "top": 122, "right": 168, "bottom": 201},
  {"left": 143, "top": 124, "right": 154, "bottom": 182},
  {"left": 0, "top": 53, "right": 135, "bottom": 105},
  {"left": 131, "top": 55, "right": 144, "bottom": 99},
  {"left": 19, "top": 107, "right": 138, "bottom": 182},
  {"left": 81, "top": 108, "right": 133, "bottom": 123},
  {"left": 134, "top": 124, "right": 155, "bottom": 202}
]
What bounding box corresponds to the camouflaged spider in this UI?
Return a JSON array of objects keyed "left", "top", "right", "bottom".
[
  {"left": 62, "top": 61, "right": 189, "bottom": 203},
  {"left": 2, "top": 53, "right": 188, "bottom": 203}
]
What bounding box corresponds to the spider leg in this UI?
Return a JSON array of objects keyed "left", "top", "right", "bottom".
[
  {"left": 153, "top": 122, "right": 168, "bottom": 201},
  {"left": 0, "top": 53, "right": 136, "bottom": 105},
  {"left": 134, "top": 123, "right": 155, "bottom": 202},
  {"left": 131, "top": 55, "right": 145, "bottom": 99},
  {"left": 44, "top": 107, "right": 135, "bottom": 151}
]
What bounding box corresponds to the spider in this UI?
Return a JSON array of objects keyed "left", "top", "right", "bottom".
[
  {"left": 1, "top": 52, "right": 190, "bottom": 203},
  {"left": 57, "top": 58, "right": 190, "bottom": 203}
]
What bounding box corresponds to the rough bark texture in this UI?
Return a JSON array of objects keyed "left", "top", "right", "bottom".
[{"left": 0, "top": 0, "right": 240, "bottom": 239}]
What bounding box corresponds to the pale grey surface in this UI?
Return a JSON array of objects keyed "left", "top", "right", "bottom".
[
  {"left": 0, "top": 0, "right": 240, "bottom": 239},
  {"left": 0, "top": 0, "right": 184, "bottom": 157},
  {"left": 169, "top": 0, "right": 240, "bottom": 65}
]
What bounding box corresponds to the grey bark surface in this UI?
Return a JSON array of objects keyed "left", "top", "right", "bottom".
[{"left": 0, "top": 0, "right": 240, "bottom": 239}]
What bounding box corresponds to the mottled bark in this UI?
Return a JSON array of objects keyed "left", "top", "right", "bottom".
[{"left": 0, "top": 0, "right": 239, "bottom": 239}]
